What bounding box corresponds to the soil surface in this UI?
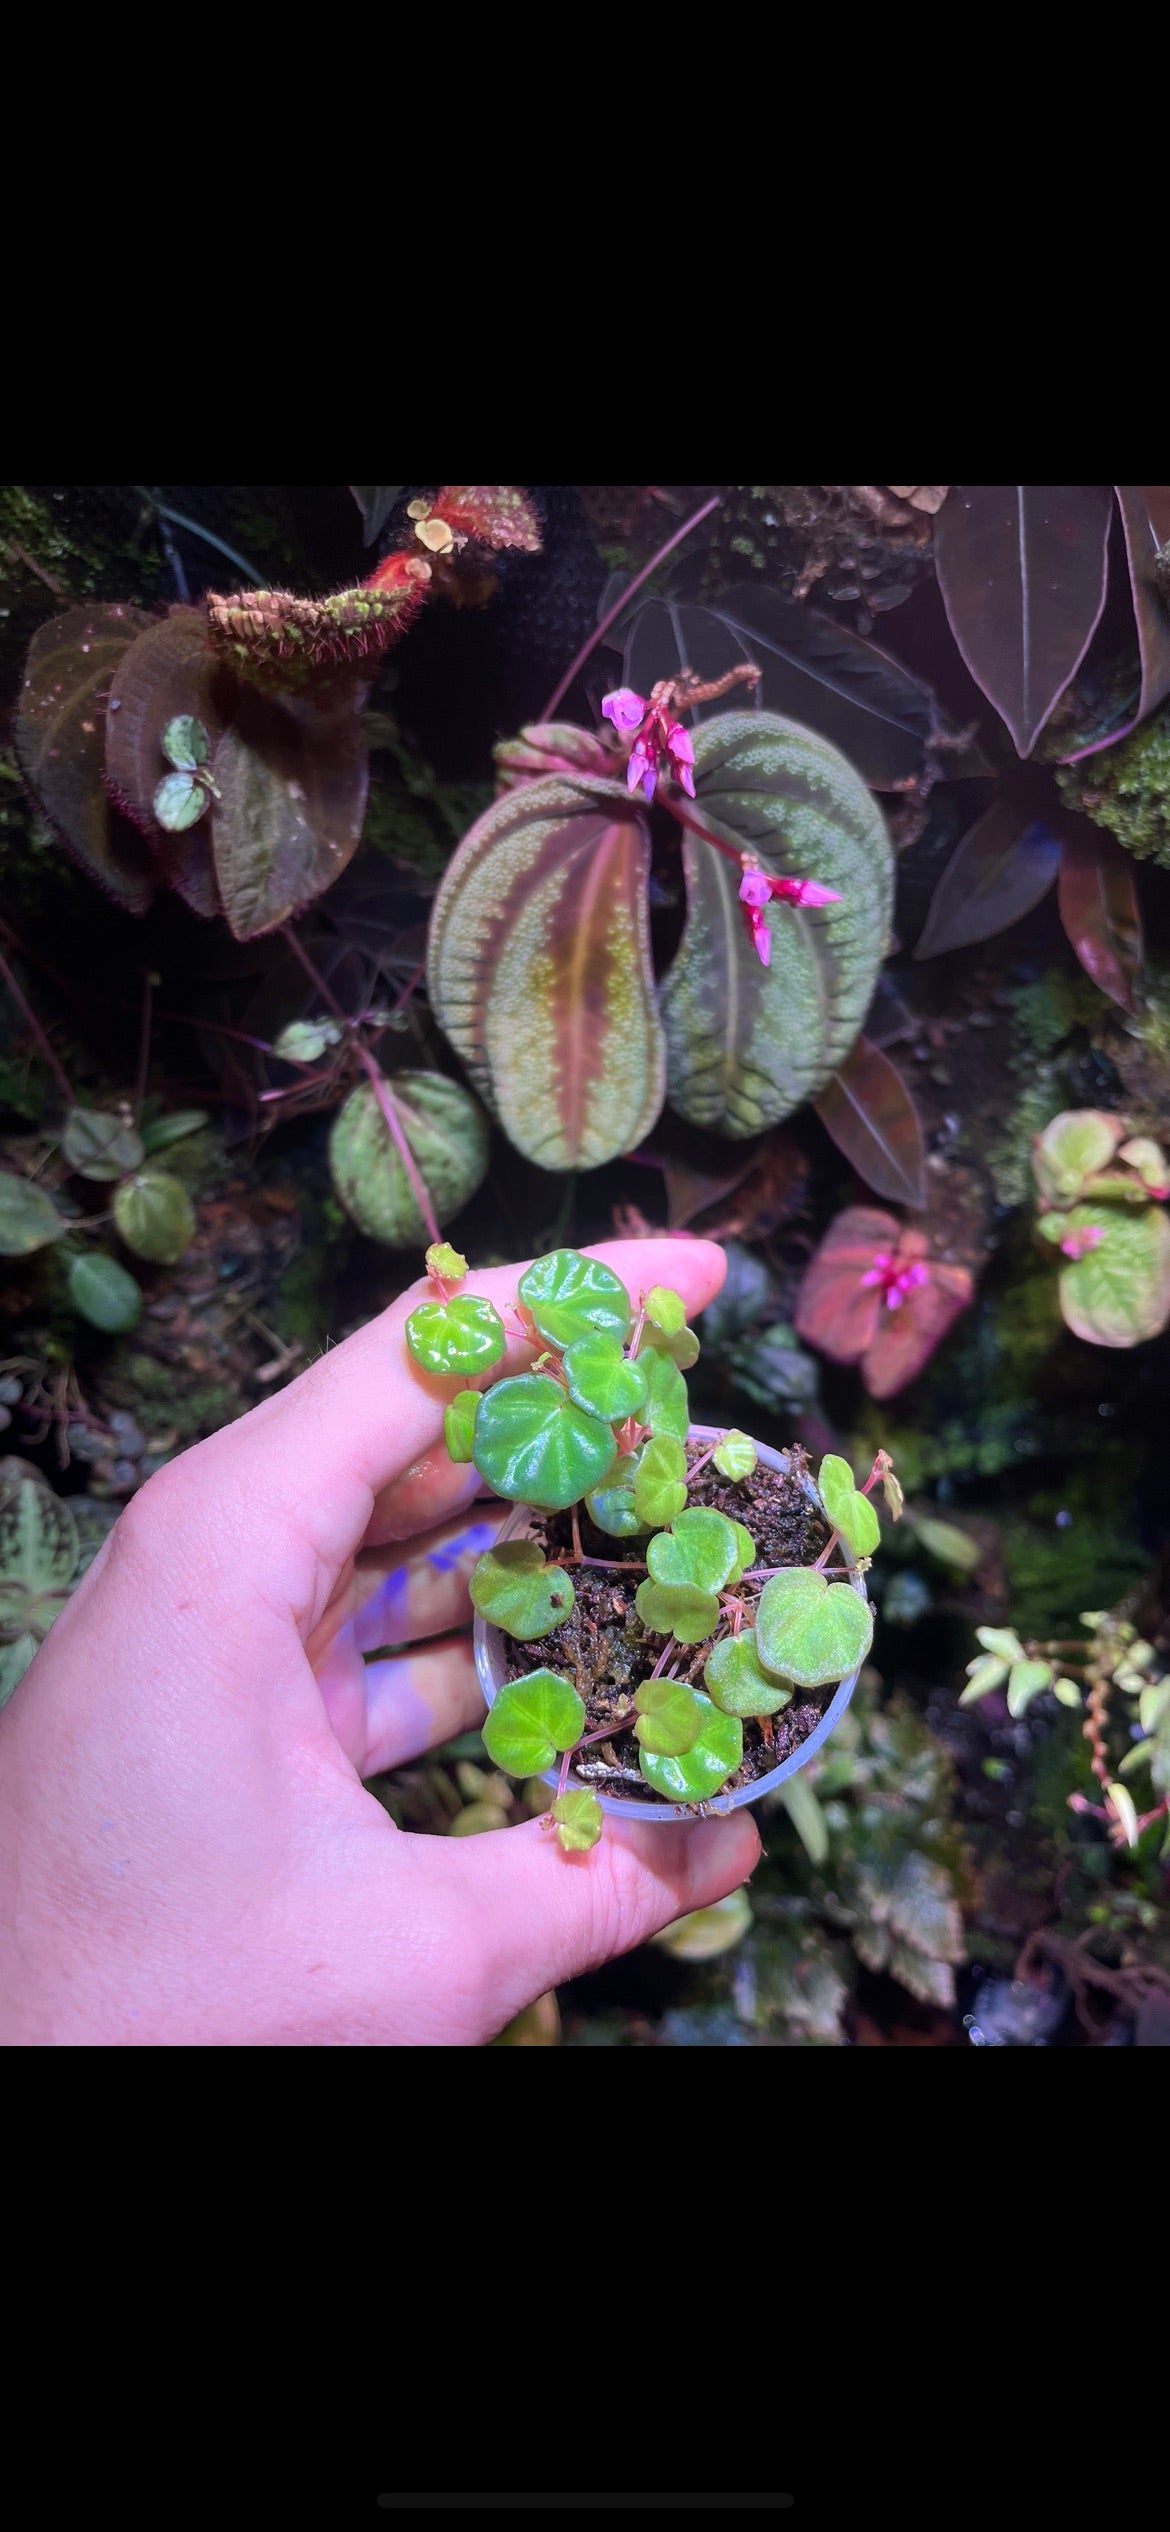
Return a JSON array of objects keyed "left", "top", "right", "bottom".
[{"left": 501, "top": 1443, "right": 840, "bottom": 1809}]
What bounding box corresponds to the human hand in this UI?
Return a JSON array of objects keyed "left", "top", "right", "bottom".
[{"left": 0, "top": 1238, "right": 760, "bottom": 2045}]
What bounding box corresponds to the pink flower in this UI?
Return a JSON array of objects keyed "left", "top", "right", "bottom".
[
  {"left": 1060, "top": 1224, "right": 1105, "bottom": 1260},
  {"left": 601, "top": 688, "right": 646, "bottom": 734},
  {"left": 739, "top": 869, "right": 772, "bottom": 909},
  {"left": 737, "top": 864, "right": 842, "bottom": 967},
  {"left": 666, "top": 721, "right": 695, "bottom": 798},
  {"left": 627, "top": 734, "right": 656, "bottom": 801},
  {"left": 861, "top": 1253, "right": 930, "bottom": 1310},
  {"left": 769, "top": 875, "right": 843, "bottom": 908},
  {"left": 743, "top": 900, "right": 772, "bottom": 966},
  {"left": 601, "top": 689, "right": 697, "bottom": 803}
]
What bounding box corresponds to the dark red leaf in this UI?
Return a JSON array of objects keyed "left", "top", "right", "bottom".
[
  {"left": 912, "top": 803, "right": 1063, "bottom": 959},
  {"left": 812, "top": 1036, "right": 927, "bottom": 1208},
  {"left": 1057, "top": 826, "right": 1143, "bottom": 1013},
  {"left": 1137, "top": 487, "right": 1170, "bottom": 547},
  {"left": 1115, "top": 487, "right": 1170, "bottom": 726},
  {"left": 934, "top": 487, "right": 1113, "bottom": 756},
  {"left": 105, "top": 608, "right": 237, "bottom": 921},
  {"left": 14, "top": 605, "right": 158, "bottom": 915},
  {"left": 793, "top": 1205, "right": 898, "bottom": 1363},
  {"left": 662, "top": 1150, "right": 759, "bottom": 1229}
]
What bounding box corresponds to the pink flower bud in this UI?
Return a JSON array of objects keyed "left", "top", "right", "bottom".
[
  {"left": 739, "top": 869, "right": 772, "bottom": 909},
  {"left": 602, "top": 688, "right": 647, "bottom": 734}
]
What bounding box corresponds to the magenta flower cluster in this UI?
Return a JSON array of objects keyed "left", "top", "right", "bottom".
[
  {"left": 859, "top": 1252, "right": 930, "bottom": 1311},
  {"left": 737, "top": 866, "right": 842, "bottom": 969},
  {"left": 602, "top": 688, "right": 695, "bottom": 804}
]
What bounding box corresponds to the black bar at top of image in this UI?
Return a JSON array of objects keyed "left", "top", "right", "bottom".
[{"left": 375, "top": 2499, "right": 795, "bottom": 2512}]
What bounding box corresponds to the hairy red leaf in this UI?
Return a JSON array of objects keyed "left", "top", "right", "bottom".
[
  {"left": 913, "top": 804, "right": 1063, "bottom": 959},
  {"left": 794, "top": 1205, "right": 897, "bottom": 1363},
  {"left": 1057, "top": 825, "right": 1143, "bottom": 1013},
  {"left": 14, "top": 605, "right": 158, "bottom": 915},
  {"left": 934, "top": 487, "right": 1113, "bottom": 757},
  {"left": 434, "top": 488, "right": 541, "bottom": 552},
  {"left": 812, "top": 1035, "right": 926, "bottom": 1208}
]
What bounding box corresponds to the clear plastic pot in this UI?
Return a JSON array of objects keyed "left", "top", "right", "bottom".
[{"left": 472, "top": 1424, "right": 870, "bottom": 1823}]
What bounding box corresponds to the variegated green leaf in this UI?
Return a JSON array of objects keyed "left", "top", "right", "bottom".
[
  {"left": 427, "top": 774, "right": 665, "bottom": 1171},
  {"left": 661, "top": 712, "right": 893, "bottom": 1136}
]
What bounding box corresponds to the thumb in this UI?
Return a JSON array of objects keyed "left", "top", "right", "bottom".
[{"left": 425, "top": 1807, "right": 762, "bottom": 2039}]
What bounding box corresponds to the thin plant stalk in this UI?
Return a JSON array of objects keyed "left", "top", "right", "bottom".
[{"left": 539, "top": 494, "right": 722, "bottom": 721}]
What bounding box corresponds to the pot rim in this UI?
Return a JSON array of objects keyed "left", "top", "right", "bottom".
[{"left": 472, "top": 1422, "right": 870, "bottom": 1823}]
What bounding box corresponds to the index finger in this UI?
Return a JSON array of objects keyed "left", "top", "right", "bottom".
[{"left": 130, "top": 1237, "right": 727, "bottom": 1606}]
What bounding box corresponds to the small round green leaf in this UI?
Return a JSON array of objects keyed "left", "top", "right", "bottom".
[
  {"left": 756, "top": 1567, "right": 874, "bottom": 1687},
  {"left": 63, "top": 1108, "right": 145, "bottom": 1182},
  {"left": 713, "top": 1430, "right": 757, "bottom": 1481},
  {"left": 638, "top": 1692, "right": 742, "bottom": 1802},
  {"left": 425, "top": 1242, "right": 468, "bottom": 1283},
  {"left": 444, "top": 1389, "right": 481, "bottom": 1460},
  {"left": 518, "top": 1248, "right": 631, "bottom": 1348},
  {"left": 469, "top": 1540, "right": 576, "bottom": 1640},
  {"left": 704, "top": 1627, "right": 793, "bottom": 1717},
  {"left": 1057, "top": 1203, "right": 1170, "bottom": 1347},
  {"left": 1033, "top": 1109, "right": 1124, "bottom": 1205},
  {"left": 647, "top": 1507, "right": 741, "bottom": 1595},
  {"left": 976, "top": 1626, "right": 1026, "bottom": 1662},
  {"left": 153, "top": 769, "right": 210, "bottom": 831},
  {"left": 406, "top": 1296, "right": 505, "bottom": 1379},
  {"left": 639, "top": 1345, "right": 690, "bottom": 1438},
  {"left": 1007, "top": 1657, "right": 1053, "bottom": 1718},
  {"left": 552, "top": 1789, "right": 603, "bottom": 1851},
  {"left": 67, "top": 1250, "right": 143, "bottom": 1333},
  {"left": 640, "top": 1319, "right": 701, "bottom": 1370},
  {"left": 329, "top": 1072, "right": 490, "bottom": 1250},
  {"left": 817, "top": 1454, "right": 880, "bottom": 1559},
  {"left": 274, "top": 1019, "right": 343, "bottom": 1064},
  {"left": 586, "top": 1453, "right": 649, "bottom": 1538},
  {"left": 0, "top": 1173, "right": 66, "bottom": 1256},
  {"left": 472, "top": 1373, "right": 616, "bottom": 1511},
  {"left": 632, "top": 1433, "right": 688, "bottom": 1528},
  {"left": 561, "top": 1333, "right": 648, "bottom": 1422},
  {"left": 959, "top": 1654, "right": 1009, "bottom": 1705},
  {"left": 644, "top": 1285, "right": 686, "bottom": 1335},
  {"left": 730, "top": 1521, "right": 757, "bottom": 1580},
  {"left": 633, "top": 1677, "right": 706, "bottom": 1755},
  {"left": 162, "top": 713, "right": 210, "bottom": 770},
  {"left": 482, "top": 1668, "right": 585, "bottom": 1776},
  {"left": 112, "top": 1171, "right": 196, "bottom": 1264},
  {"left": 635, "top": 1578, "right": 722, "bottom": 1644}
]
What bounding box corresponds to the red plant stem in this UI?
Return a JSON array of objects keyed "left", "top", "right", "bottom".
[
  {"left": 354, "top": 1045, "right": 442, "bottom": 1250},
  {"left": 562, "top": 1554, "right": 647, "bottom": 1572},
  {"left": 1083, "top": 1670, "right": 1112, "bottom": 1791},
  {"left": 556, "top": 1749, "right": 573, "bottom": 1800},
  {"left": 133, "top": 969, "right": 154, "bottom": 1122},
  {"left": 814, "top": 1529, "right": 842, "bottom": 1572},
  {"left": 665, "top": 794, "right": 746, "bottom": 869},
  {"left": 628, "top": 1304, "right": 647, "bottom": 1360},
  {"left": 0, "top": 944, "right": 74, "bottom": 1105},
  {"left": 685, "top": 1440, "right": 721, "bottom": 1483},
  {"left": 280, "top": 924, "right": 349, "bottom": 1023},
  {"left": 571, "top": 1503, "right": 583, "bottom": 1565},
  {"left": 648, "top": 1636, "right": 678, "bottom": 1681},
  {"left": 539, "top": 494, "right": 722, "bottom": 721}
]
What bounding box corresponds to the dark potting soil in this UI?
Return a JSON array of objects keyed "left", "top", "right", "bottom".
[{"left": 500, "top": 1444, "right": 838, "bottom": 1809}]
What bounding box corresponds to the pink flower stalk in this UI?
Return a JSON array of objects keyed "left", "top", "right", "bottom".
[
  {"left": 601, "top": 688, "right": 696, "bottom": 803},
  {"left": 1060, "top": 1224, "right": 1105, "bottom": 1260},
  {"left": 737, "top": 864, "right": 843, "bottom": 967},
  {"left": 860, "top": 1252, "right": 931, "bottom": 1310}
]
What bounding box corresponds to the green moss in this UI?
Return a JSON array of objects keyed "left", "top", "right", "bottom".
[
  {"left": 1057, "top": 700, "right": 1170, "bottom": 868},
  {"left": 1002, "top": 1469, "right": 1148, "bottom": 1638}
]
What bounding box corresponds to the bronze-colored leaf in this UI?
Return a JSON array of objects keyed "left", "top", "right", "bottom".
[
  {"left": 105, "top": 607, "right": 236, "bottom": 919},
  {"left": 210, "top": 691, "right": 369, "bottom": 941},
  {"left": 813, "top": 1035, "right": 927, "bottom": 1207},
  {"left": 1057, "top": 824, "right": 1143, "bottom": 1013},
  {"left": 15, "top": 605, "right": 158, "bottom": 914},
  {"left": 934, "top": 486, "right": 1113, "bottom": 758}
]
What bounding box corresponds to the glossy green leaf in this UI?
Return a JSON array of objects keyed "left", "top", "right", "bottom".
[
  {"left": 638, "top": 1693, "right": 742, "bottom": 1802},
  {"left": 62, "top": 1107, "right": 145, "bottom": 1183},
  {"left": 644, "top": 1285, "right": 686, "bottom": 1335},
  {"left": 406, "top": 1296, "right": 505, "bottom": 1379},
  {"left": 585, "top": 1453, "right": 649, "bottom": 1537},
  {"left": 631, "top": 1433, "right": 689, "bottom": 1528},
  {"left": 518, "top": 1249, "right": 631, "bottom": 1348},
  {"left": 139, "top": 1109, "right": 210, "bottom": 1155},
  {"left": 1058, "top": 1203, "right": 1170, "bottom": 1347},
  {"left": 661, "top": 711, "right": 893, "bottom": 1136},
  {"left": 730, "top": 1521, "right": 757, "bottom": 1580},
  {"left": 1007, "top": 1658, "right": 1053, "bottom": 1718},
  {"left": 639, "top": 1346, "right": 690, "bottom": 1440},
  {"left": 329, "top": 1071, "right": 490, "bottom": 1249},
  {"left": 469, "top": 1540, "right": 576, "bottom": 1640},
  {"left": 482, "top": 1669, "right": 585, "bottom": 1776},
  {"left": 1053, "top": 1677, "right": 1083, "bottom": 1709},
  {"left": 428, "top": 774, "right": 666, "bottom": 1169},
  {"left": 713, "top": 1430, "right": 756, "bottom": 1481},
  {"left": 634, "top": 1578, "right": 722, "bottom": 1643},
  {"left": 0, "top": 1173, "right": 66, "bottom": 1257},
  {"left": 273, "top": 1019, "right": 344, "bottom": 1064},
  {"left": 646, "top": 1507, "right": 741, "bottom": 1595},
  {"left": 756, "top": 1568, "right": 873, "bottom": 1687},
  {"left": 161, "top": 713, "right": 210, "bottom": 769},
  {"left": 817, "top": 1454, "right": 880, "bottom": 1559},
  {"left": 561, "top": 1333, "right": 647, "bottom": 1422},
  {"left": 1032, "top": 1110, "right": 1125, "bottom": 1206},
  {"left": 976, "top": 1626, "right": 1027, "bottom": 1663},
  {"left": 472, "top": 1374, "right": 615, "bottom": 1511},
  {"left": 639, "top": 1318, "right": 700, "bottom": 1370},
  {"left": 15, "top": 603, "right": 158, "bottom": 915},
  {"left": 67, "top": 1250, "right": 143, "bottom": 1333},
  {"left": 552, "top": 1789, "right": 603, "bottom": 1852},
  {"left": 112, "top": 1171, "right": 196, "bottom": 1265},
  {"left": 425, "top": 1242, "right": 468, "bottom": 1283},
  {"left": 960, "top": 1655, "right": 1009, "bottom": 1704},
  {"left": 153, "top": 770, "right": 210, "bottom": 831},
  {"left": 444, "top": 1389, "right": 481, "bottom": 1459},
  {"left": 633, "top": 1677, "right": 706, "bottom": 1755},
  {"left": 704, "top": 1628, "right": 793, "bottom": 1717},
  {"left": 650, "top": 1887, "right": 752, "bottom": 1960}
]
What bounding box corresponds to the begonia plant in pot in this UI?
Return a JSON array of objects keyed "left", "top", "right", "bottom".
[{"left": 405, "top": 1242, "right": 899, "bottom": 1853}]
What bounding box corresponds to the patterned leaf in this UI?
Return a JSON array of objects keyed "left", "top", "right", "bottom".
[
  {"left": 933, "top": 486, "right": 1113, "bottom": 757},
  {"left": 330, "top": 1072, "right": 491, "bottom": 1249},
  {"left": 661, "top": 713, "right": 893, "bottom": 1137},
  {"left": 1057, "top": 825, "right": 1143, "bottom": 1012},
  {"left": 427, "top": 774, "right": 665, "bottom": 1171},
  {"left": 812, "top": 1035, "right": 926, "bottom": 1207},
  {"left": 912, "top": 806, "right": 1063, "bottom": 958},
  {"left": 15, "top": 605, "right": 158, "bottom": 913},
  {"left": 210, "top": 690, "right": 369, "bottom": 940},
  {"left": 432, "top": 487, "right": 541, "bottom": 551}
]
